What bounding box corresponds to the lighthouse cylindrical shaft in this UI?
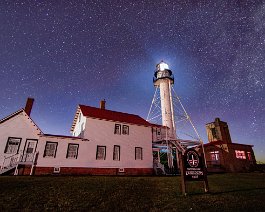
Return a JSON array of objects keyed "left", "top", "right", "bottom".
[{"left": 159, "top": 79, "right": 176, "bottom": 139}]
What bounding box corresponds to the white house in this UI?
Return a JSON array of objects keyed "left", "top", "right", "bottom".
[{"left": 0, "top": 99, "right": 164, "bottom": 175}]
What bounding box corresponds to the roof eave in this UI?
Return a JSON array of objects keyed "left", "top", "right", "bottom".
[
  {"left": 83, "top": 115, "right": 154, "bottom": 127},
  {"left": 70, "top": 105, "right": 81, "bottom": 132}
]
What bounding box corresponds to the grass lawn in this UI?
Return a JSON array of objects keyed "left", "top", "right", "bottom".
[{"left": 0, "top": 173, "right": 265, "bottom": 211}]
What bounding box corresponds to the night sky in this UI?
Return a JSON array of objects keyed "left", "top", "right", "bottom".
[{"left": 0, "top": 1, "right": 264, "bottom": 162}]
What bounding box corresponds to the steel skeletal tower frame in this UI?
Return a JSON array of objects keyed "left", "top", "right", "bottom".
[{"left": 147, "top": 61, "right": 206, "bottom": 170}]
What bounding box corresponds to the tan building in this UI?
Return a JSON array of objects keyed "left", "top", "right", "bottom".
[{"left": 202, "top": 118, "right": 256, "bottom": 172}]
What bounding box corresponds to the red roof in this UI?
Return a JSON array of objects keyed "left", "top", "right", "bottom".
[{"left": 79, "top": 104, "right": 153, "bottom": 127}]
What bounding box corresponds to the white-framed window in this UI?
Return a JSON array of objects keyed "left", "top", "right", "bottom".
[
  {"left": 44, "top": 142, "right": 58, "bottom": 158},
  {"left": 96, "top": 146, "right": 106, "bottom": 160},
  {"left": 66, "top": 143, "right": 79, "bottom": 159},
  {"left": 135, "top": 147, "right": 143, "bottom": 160},
  {"left": 114, "top": 124, "right": 121, "bottom": 134},
  {"left": 4, "top": 137, "right": 21, "bottom": 154},
  {"left": 235, "top": 150, "right": 246, "bottom": 159},
  {"left": 113, "top": 145, "right": 120, "bottom": 161},
  {"left": 122, "top": 125, "right": 129, "bottom": 135},
  {"left": 210, "top": 151, "right": 219, "bottom": 161}
]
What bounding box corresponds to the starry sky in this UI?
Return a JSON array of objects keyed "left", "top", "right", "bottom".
[{"left": 0, "top": 0, "right": 264, "bottom": 162}]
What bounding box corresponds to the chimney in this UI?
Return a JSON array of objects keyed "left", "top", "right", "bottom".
[
  {"left": 25, "top": 98, "right": 34, "bottom": 116},
  {"left": 100, "top": 99, "right": 106, "bottom": 110}
]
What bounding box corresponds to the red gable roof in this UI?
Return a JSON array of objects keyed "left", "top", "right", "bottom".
[{"left": 79, "top": 104, "right": 153, "bottom": 127}]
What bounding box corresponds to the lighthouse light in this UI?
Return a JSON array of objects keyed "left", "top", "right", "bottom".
[{"left": 159, "top": 62, "right": 169, "bottom": 71}]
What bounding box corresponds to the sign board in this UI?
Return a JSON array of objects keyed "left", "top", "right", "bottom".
[{"left": 183, "top": 149, "right": 204, "bottom": 181}]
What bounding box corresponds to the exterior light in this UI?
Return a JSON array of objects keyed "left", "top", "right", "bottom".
[{"left": 159, "top": 62, "right": 169, "bottom": 71}]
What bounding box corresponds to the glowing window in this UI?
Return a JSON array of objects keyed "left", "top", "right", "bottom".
[
  {"left": 247, "top": 152, "right": 252, "bottom": 161},
  {"left": 235, "top": 150, "right": 246, "bottom": 159},
  {"left": 210, "top": 151, "right": 219, "bottom": 161}
]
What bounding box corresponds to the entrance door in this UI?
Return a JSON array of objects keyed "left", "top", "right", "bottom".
[{"left": 23, "top": 139, "right": 38, "bottom": 162}]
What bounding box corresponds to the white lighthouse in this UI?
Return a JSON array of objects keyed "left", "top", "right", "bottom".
[
  {"left": 148, "top": 61, "right": 206, "bottom": 174},
  {"left": 153, "top": 61, "right": 176, "bottom": 139}
]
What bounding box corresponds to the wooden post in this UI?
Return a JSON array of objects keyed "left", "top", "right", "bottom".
[
  {"left": 1, "top": 157, "right": 6, "bottom": 171},
  {"left": 30, "top": 152, "right": 38, "bottom": 176},
  {"left": 179, "top": 152, "right": 186, "bottom": 196},
  {"left": 201, "top": 153, "right": 209, "bottom": 193}
]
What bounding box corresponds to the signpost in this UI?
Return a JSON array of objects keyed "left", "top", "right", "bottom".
[{"left": 179, "top": 148, "right": 209, "bottom": 195}]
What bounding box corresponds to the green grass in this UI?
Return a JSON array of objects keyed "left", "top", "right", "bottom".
[{"left": 0, "top": 173, "right": 265, "bottom": 211}]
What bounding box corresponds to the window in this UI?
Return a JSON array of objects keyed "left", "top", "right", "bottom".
[
  {"left": 247, "top": 152, "right": 252, "bottom": 161},
  {"left": 157, "top": 128, "right": 161, "bottom": 136},
  {"left": 235, "top": 150, "right": 246, "bottom": 159},
  {"left": 113, "top": 145, "right": 120, "bottom": 161},
  {"left": 114, "top": 124, "right": 121, "bottom": 134},
  {"left": 211, "top": 128, "right": 217, "bottom": 138},
  {"left": 44, "top": 142, "right": 58, "bottom": 158},
  {"left": 210, "top": 151, "right": 219, "bottom": 161},
  {"left": 53, "top": 167, "right": 60, "bottom": 173},
  {"left": 122, "top": 125, "right": 129, "bottom": 135},
  {"left": 66, "top": 144, "right": 79, "bottom": 159},
  {"left": 96, "top": 146, "right": 106, "bottom": 160},
  {"left": 135, "top": 147, "right": 143, "bottom": 160},
  {"left": 4, "top": 137, "right": 21, "bottom": 154}
]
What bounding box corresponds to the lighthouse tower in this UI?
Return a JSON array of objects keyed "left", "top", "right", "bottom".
[
  {"left": 148, "top": 61, "right": 206, "bottom": 173},
  {"left": 153, "top": 61, "right": 176, "bottom": 139}
]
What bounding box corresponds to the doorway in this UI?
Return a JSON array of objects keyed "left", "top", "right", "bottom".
[{"left": 23, "top": 139, "right": 38, "bottom": 162}]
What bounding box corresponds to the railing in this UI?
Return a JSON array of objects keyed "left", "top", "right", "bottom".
[
  {"left": 20, "top": 153, "right": 35, "bottom": 163},
  {"left": 1, "top": 151, "right": 38, "bottom": 175},
  {"left": 170, "top": 140, "right": 186, "bottom": 153},
  {"left": 153, "top": 160, "right": 166, "bottom": 175},
  {"left": 1, "top": 153, "right": 21, "bottom": 171}
]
